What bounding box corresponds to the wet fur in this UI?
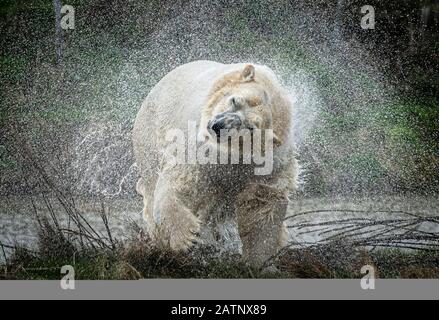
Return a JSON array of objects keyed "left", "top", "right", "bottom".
[{"left": 132, "top": 60, "right": 298, "bottom": 267}]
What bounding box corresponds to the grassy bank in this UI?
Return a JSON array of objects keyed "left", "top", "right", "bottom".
[{"left": 2, "top": 238, "right": 439, "bottom": 280}]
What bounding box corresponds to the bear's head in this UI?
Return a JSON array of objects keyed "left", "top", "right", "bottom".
[{"left": 199, "top": 64, "right": 285, "bottom": 152}]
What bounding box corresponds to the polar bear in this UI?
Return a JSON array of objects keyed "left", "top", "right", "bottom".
[{"left": 133, "top": 60, "right": 297, "bottom": 267}]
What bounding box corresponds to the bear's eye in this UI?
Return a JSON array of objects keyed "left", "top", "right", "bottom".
[{"left": 230, "top": 96, "right": 244, "bottom": 110}]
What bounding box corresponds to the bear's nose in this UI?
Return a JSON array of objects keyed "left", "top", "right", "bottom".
[
  {"left": 209, "top": 113, "right": 243, "bottom": 137},
  {"left": 211, "top": 119, "right": 224, "bottom": 137}
]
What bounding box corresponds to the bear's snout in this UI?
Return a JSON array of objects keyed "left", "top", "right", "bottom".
[{"left": 208, "top": 112, "right": 243, "bottom": 137}]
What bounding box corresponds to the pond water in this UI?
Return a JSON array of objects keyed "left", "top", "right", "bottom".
[{"left": 0, "top": 195, "right": 438, "bottom": 262}]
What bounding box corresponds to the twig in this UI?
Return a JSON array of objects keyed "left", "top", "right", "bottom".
[
  {"left": 0, "top": 242, "right": 8, "bottom": 265},
  {"left": 100, "top": 202, "right": 117, "bottom": 251},
  {"left": 287, "top": 208, "right": 439, "bottom": 251}
]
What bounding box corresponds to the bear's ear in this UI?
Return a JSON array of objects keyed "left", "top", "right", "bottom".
[{"left": 241, "top": 64, "right": 255, "bottom": 82}]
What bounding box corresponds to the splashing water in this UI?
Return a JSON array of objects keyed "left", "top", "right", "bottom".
[{"left": 1, "top": 0, "right": 438, "bottom": 259}]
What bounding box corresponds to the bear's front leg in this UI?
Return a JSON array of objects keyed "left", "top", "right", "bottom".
[
  {"left": 235, "top": 183, "right": 289, "bottom": 268},
  {"left": 151, "top": 174, "right": 201, "bottom": 251}
]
